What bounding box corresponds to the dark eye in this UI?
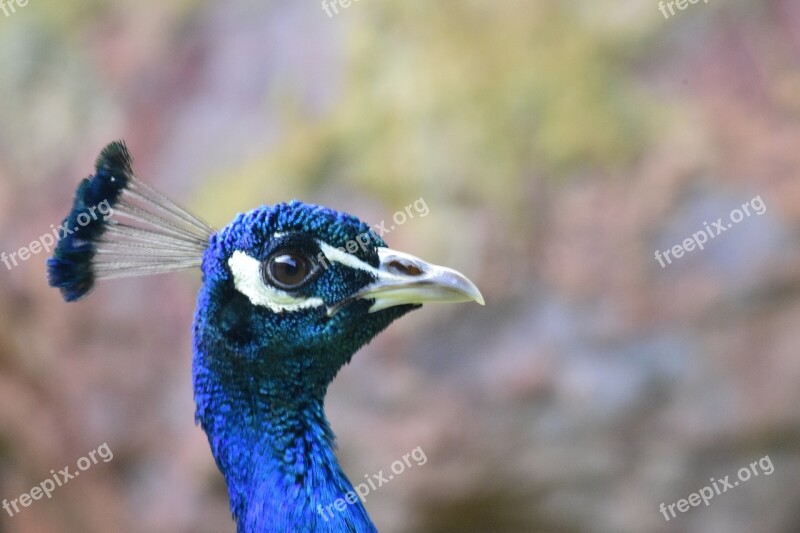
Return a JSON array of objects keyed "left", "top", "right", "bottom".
[{"left": 262, "top": 252, "right": 315, "bottom": 290}]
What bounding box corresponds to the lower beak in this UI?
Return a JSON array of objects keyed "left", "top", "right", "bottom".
[{"left": 352, "top": 247, "right": 485, "bottom": 313}]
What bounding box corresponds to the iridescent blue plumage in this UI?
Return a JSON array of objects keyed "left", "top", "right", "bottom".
[
  {"left": 48, "top": 142, "right": 484, "bottom": 532},
  {"left": 193, "top": 203, "right": 413, "bottom": 531}
]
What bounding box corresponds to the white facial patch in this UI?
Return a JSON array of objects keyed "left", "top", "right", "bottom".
[
  {"left": 228, "top": 251, "right": 325, "bottom": 313},
  {"left": 317, "top": 241, "right": 380, "bottom": 275}
]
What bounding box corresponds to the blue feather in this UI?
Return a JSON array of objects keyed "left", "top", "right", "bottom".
[
  {"left": 48, "top": 141, "right": 212, "bottom": 301},
  {"left": 46, "top": 141, "right": 132, "bottom": 301}
]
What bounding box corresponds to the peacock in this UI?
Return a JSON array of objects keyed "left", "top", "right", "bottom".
[{"left": 46, "top": 141, "right": 484, "bottom": 532}]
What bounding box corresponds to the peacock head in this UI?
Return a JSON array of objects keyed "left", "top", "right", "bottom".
[
  {"left": 47, "top": 141, "right": 483, "bottom": 395},
  {"left": 195, "top": 200, "right": 483, "bottom": 392}
]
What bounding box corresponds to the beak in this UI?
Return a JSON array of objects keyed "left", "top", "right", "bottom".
[{"left": 343, "top": 247, "right": 484, "bottom": 314}]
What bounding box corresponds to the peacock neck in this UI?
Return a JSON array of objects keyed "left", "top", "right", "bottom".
[{"left": 193, "top": 351, "right": 377, "bottom": 533}]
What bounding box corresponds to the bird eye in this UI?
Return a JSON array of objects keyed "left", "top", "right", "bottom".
[{"left": 262, "top": 252, "right": 315, "bottom": 290}]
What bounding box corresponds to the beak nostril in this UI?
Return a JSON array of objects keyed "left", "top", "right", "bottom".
[{"left": 387, "top": 259, "right": 423, "bottom": 277}]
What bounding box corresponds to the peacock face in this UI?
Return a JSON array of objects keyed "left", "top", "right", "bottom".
[{"left": 195, "top": 201, "right": 483, "bottom": 376}]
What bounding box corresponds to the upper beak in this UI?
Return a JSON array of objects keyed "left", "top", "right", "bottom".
[{"left": 346, "top": 247, "right": 484, "bottom": 313}]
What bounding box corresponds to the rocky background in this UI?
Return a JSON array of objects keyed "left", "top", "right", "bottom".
[{"left": 1, "top": 1, "right": 800, "bottom": 532}]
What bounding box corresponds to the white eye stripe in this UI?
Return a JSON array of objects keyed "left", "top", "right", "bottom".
[
  {"left": 316, "top": 241, "right": 379, "bottom": 275},
  {"left": 228, "top": 251, "right": 324, "bottom": 313}
]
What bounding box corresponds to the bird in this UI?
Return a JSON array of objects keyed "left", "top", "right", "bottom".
[{"left": 47, "top": 141, "right": 484, "bottom": 532}]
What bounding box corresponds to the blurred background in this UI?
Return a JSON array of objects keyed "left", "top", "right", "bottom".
[{"left": 1, "top": 1, "right": 799, "bottom": 532}]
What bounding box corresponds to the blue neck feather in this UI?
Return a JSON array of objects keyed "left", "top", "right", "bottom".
[
  {"left": 194, "top": 361, "right": 375, "bottom": 531},
  {"left": 193, "top": 336, "right": 377, "bottom": 532}
]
